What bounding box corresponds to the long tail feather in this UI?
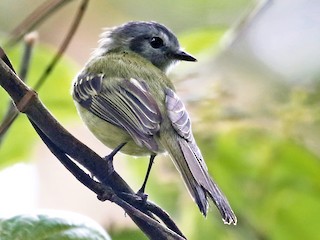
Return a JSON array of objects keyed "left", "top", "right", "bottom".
[{"left": 161, "top": 135, "right": 237, "bottom": 225}]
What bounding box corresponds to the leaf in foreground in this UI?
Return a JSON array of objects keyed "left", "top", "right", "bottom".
[{"left": 0, "top": 212, "right": 111, "bottom": 240}]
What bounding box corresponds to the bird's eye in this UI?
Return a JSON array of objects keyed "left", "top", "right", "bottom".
[{"left": 150, "top": 37, "right": 164, "bottom": 48}]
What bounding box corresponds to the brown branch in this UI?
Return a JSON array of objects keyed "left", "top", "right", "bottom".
[
  {"left": 0, "top": 55, "right": 186, "bottom": 240},
  {"left": 34, "top": 0, "right": 89, "bottom": 90},
  {"left": 0, "top": 33, "right": 37, "bottom": 141},
  {"left": 0, "top": 0, "right": 89, "bottom": 143},
  {"left": 5, "top": 0, "right": 75, "bottom": 47},
  {"left": 0, "top": 48, "right": 16, "bottom": 73}
]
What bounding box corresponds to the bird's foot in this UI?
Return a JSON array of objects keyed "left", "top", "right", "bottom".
[
  {"left": 136, "top": 187, "right": 149, "bottom": 204},
  {"left": 102, "top": 142, "right": 127, "bottom": 175},
  {"left": 102, "top": 155, "right": 115, "bottom": 175},
  {"left": 103, "top": 154, "right": 113, "bottom": 162},
  {"left": 103, "top": 142, "right": 127, "bottom": 162},
  {"left": 118, "top": 191, "right": 148, "bottom": 206}
]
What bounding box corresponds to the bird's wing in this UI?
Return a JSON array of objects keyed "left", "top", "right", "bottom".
[
  {"left": 165, "top": 87, "right": 212, "bottom": 193},
  {"left": 72, "top": 73, "right": 162, "bottom": 152},
  {"left": 165, "top": 87, "right": 237, "bottom": 225}
]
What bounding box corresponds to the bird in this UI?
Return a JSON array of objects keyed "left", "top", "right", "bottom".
[{"left": 72, "top": 21, "right": 237, "bottom": 225}]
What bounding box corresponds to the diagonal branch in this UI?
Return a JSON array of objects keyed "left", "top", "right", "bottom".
[
  {"left": 0, "top": 33, "right": 37, "bottom": 143},
  {"left": 0, "top": 0, "right": 89, "bottom": 145},
  {"left": 0, "top": 55, "right": 186, "bottom": 240},
  {"left": 33, "top": 0, "right": 89, "bottom": 90},
  {"left": 5, "top": 0, "right": 75, "bottom": 47}
]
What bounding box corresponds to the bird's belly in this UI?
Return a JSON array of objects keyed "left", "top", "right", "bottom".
[{"left": 76, "top": 104, "right": 161, "bottom": 156}]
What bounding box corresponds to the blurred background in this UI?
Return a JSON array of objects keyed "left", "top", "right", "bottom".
[{"left": 1, "top": 0, "right": 320, "bottom": 239}]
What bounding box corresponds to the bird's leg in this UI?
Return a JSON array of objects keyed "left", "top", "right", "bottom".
[
  {"left": 103, "top": 142, "right": 127, "bottom": 173},
  {"left": 104, "top": 142, "right": 127, "bottom": 162},
  {"left": 137, "top": 154, "right": 156, "bottom": 201}
]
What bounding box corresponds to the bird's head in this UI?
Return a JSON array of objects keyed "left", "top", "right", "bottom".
[{"left": 95, "top": 21, "right": 196, "bottom": 72}]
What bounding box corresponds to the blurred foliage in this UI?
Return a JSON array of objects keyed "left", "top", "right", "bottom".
[
  {"left": 0, "top": 212, "right": 110, "bottom": 240},
  {"left": 199, "top": 126, "right": 320, "bottom": 240},
  {"left": 179, "top": 27, "right": 226, "bottom": 55},
  {"left": 107, "top": 0, "right": 252, "bottom": 30},
  {"left": 1, "top": 0, "right": 320, "bottom": 240},
  {"left": 108, "top": 228, "right": 145, "bottom": 240}
]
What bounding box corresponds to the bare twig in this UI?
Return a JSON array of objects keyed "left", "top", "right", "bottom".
[
  {"left": 0, "top": 48, "right": 16, "bottom": 73},
  {"left": 20, "top": 32, "right": 38, "bottom": 80},
  {"left": 0, "top": 34, "right": 36, "bottom": 140},
  {"left": 5, "top": 0, "right": 75, "bottom": 47},
  {"left": 119, "top": 192, "right": 186, "bottom": 238},
  {"left": 34, "top": 0, "right": 89, "bottom": 90},
  {"left": 0, "top": 0, "right": 89, "bottom": 143},
  {"left": 0, "top": 55, "right": 186, "bottom": 240}
]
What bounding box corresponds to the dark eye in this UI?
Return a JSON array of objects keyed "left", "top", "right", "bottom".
[{"left": 150, "top": 37, "right": 164, "bottom": 48}]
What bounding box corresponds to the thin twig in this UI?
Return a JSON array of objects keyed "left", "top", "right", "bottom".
[
  {"left": 30, "top": 119, "right": 112, "bottom": 199},
  {"left": 0, "top": 48, "right": 16, "bottom": 73},
  {"left": 19, "top": 32, "right": 38, "bottom": 80},
  {"left": 146, "top": 202, "right": 186, "bottom": 239},
  {"left": 119, "top": 192, "right": 186, "bottom": 238},
  {"left": 5, "top": 0, "right": 75, "bottom": 47},
  {"left": 0, "top": 33, "right": 36, "bottom": 140},
  {"left": 0, "top": 0, "right": 89, "bottom": 143},
  {"left": 34, "top": 0, "right": 89, "bottom": 90}
]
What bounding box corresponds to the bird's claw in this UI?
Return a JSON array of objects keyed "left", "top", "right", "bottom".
[{"left": 137, "top": 190, "right": 149, "bottom": 203}]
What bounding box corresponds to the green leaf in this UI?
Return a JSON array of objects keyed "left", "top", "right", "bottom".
[{"left": 0, "top": 212, "right": 110, "bottom": 240}]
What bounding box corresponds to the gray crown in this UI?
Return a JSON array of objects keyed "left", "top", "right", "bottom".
[{"left": 95, "top": 21, "right": 196, "bottom": 71}]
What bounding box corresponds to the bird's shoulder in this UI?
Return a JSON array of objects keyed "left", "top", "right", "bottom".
[{"left": 74, "top": 51, "right": 174, "bottom": 104}]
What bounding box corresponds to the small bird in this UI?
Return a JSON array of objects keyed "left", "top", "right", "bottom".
[{"left": 72, "top": 21, "right": 237, "bottom": 225}]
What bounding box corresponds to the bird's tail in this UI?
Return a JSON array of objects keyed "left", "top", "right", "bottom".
[{"left": 161, "top": 134, "right": 237, "bottom": 225}]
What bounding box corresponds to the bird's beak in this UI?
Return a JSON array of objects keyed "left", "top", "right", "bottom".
[{"left": 173, "top": 50, "right": 197, "bottom": 62}]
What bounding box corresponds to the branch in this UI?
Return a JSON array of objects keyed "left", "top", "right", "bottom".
[
  {"left": 0, "top": 56, "right": 186, "bottom": 239},
  {"left": 0, "top": 0, "right": 89, "bottom": 145},
  {"left": 0, "top": 32, "right": 37, "bottom": 142},
  {"left": 33, "top": 0, "right": 89, "bottom": 90},
  {"left": 5, "top": 0, "right": 75, "bottom": 47}
]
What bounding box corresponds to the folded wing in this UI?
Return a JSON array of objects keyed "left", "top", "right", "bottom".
[{"left": 72, "top": 73, "right": 162, "bottom": 152}]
